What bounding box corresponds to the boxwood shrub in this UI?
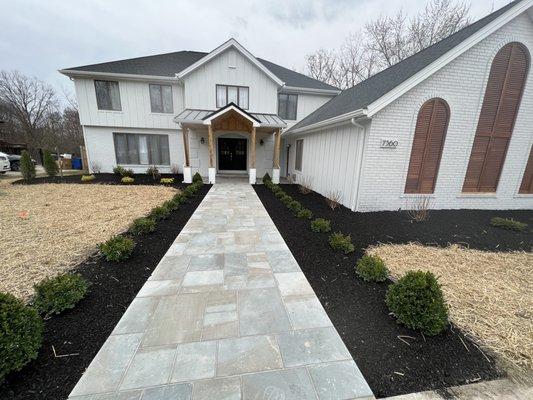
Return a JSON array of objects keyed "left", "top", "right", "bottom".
[
  {"left": 0, "top": 292, "right": 43, "bottom": 381},
  {"left": 386, "top": 271, "right": 448, "bottom": 336},
  {"left": 149, "top": 205, "right": 170, "bottom": 221},
  {"left": 356, "top": 255, "right": 388, "bottom": 282},
  {"left": 33, "top": 274, "right": 89, "bottom": 316},
  {"left": 275, "top": 190, "right": 286, "bottom": 199},
  {"left": 310, "top": 218, "right": 331, "bottom": 233},
  {"left": 192, "top": 172, "right": 203, "bottom": 184},
  {"left": 280, "top": 195, "right": 293, "bottom": 206},
  {"left": 99, "top": 236, "right": 135, "bottom": 262},
  {"left": 130, "top": 217, "right": 156, "bottom": 235},
  {"left": 329, "top": 232, "right": 355, "bottom": 254},
  {"left": 490, "top": 217, "right": 528, "bottom": 232},
  {"left": 287, "top": 200, "right": 302, "bottom": 213},
  {"left": 113, "top": 165, "right": 125, "bottom": 176},
  {"left": 297, "top": 208, "right": 313, "bottom": 219},
  {"left": 262, "top": 173, "right": 272, "bottom": 184}
]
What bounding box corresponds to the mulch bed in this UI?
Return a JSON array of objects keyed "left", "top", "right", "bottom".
[
  {"left": 12, "top": 173, "right": 185, "bottom": 188},
  {"left": 0, "top": 184, "right": 211, "bottom": 400},
  {"left": 253, "top": 184, "right": 532, "bottom": 398}
]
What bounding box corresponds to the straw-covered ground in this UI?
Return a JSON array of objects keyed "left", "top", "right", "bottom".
[
  {"left": 369, "top": 243, "right": 533, "bottom": 379},
  {"left": 0, "top": 182, "right": 176, "bottom": 300}
]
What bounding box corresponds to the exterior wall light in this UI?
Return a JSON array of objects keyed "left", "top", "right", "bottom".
[
  {"left": 260, "top": 139, "right": 264, "bottom": 146},
  {"left": 200, "top": 137, "right": 205, "bottom": 144}
]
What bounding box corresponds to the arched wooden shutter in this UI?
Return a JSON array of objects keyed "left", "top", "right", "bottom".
[
  {"left": 463, "top": 43, "right": 529, "bottom": 192},
  {"left": 405, "top": 98, "right": 450, "bottom": 194},
  {"left": 519, "top": 147, "right": 533, "bottom": 194}
]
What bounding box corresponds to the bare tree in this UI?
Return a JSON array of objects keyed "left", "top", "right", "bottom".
[
  {"left": 305, "top": 49, "right": 341, "bottom": 88},
  {"left": 338, "top": 33, "right": 378, "bottom": 88}
]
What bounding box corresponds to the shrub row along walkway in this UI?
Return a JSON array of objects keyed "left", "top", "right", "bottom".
[{"left": 68, "top": 182, "right": 373, "bottom": 400}]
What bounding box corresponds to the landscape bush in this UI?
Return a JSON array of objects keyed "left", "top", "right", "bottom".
[
  {"left": 271, "top": 185, "right": 283, "bottom": 195},
  {"left": 262, "top": 173, "right": 272, "bottom": 184},
  {"left": 122, "top": 168, "right": 134, "bottom": 177},
  {"left": 490, "top": 217, "right": 528, "bottom": 232},
  {"left": 386, "top": 271, "right": 448, "bottom": 336},
  {"left": 287, "top": 200, "right": 302, "bottom": 213},
  {"left": 173, "top": 192, "right": 186, "bottom": 205},
  {"left": 149, "top": 205, "right": 170, "bottom": 221},
  {"left": 113, "top": 165, "right": 125, "bottom": 176},
  {"left": 310, "top": 218, "right": 331, "bottom": 233},
  {"left": 42, "top": 150, "right": 58, "bottom": 177},
  {"left": 192, "top": 172, "right": 203, "bottom": 184},
  {"left": 275, "top": 190, "right": 286, "bottom": 199},
  {"left": 162, "top": 199, "right": 179, "bottom": 211},
  {"left": 99, "top": 236, "right": 135, "bottom": 262},
  {"left": 329, "top": 232, "right": 355, "bottom": 254},
  {"left": 33, "top": 274, "right": 88, "bottom": 316},
  {"left": 20, "top": 150, "right": 36, "bottom": 181},
  {"left": 160, "top": 177, "right": 175, "bottom": 185},
  {"left": 356, "top": 255, "right": 389, "bottom": 282},
  {"left": 81, "top": 174, "right": 95, "bottom": 182},
  {"left": 280, "top": 195, "right": 293, "bottom": 206},
  {"left": 130, "top": 217, "right": 156, "bottom": 235},
  {"left": 297, "top": 208, "right": 313, "bottom": 219},
  {"left": 146, "top": 165, "right": 160, "bottom": 180},
  {"left": 0, "top": 292, "right": 43, "bottom": 381},
  {"left": 121, "top": 176, "right": 134, "bottom": 184}
]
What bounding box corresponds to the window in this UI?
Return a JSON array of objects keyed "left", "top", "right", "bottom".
[
  {"left": 463, "top": 43, "right": 529, "bottom": 193},
  {"left": 216, "top": 85, "right": 249, "bottom": 109},
  {"left": 113, "top": 133, "right": 170, "bottom": 165},
  {"left": 95, "top": 80, "right": 121, "bottom": 111},
  {"left": 405, "top": 98, "right": 450, "bottom": 194},
  {"left": 149, "top": 84, "right": 173, "bottom": 113},
  {"left": 295, "top": 139, "right": 304, "bottom": 172},
  {"left": 278, "top": 93, "right": 298, "bottom": 120}
]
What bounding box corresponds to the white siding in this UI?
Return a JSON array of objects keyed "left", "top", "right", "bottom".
[{"left": 283, "top": 93, "right": 334, "bottom": 129}]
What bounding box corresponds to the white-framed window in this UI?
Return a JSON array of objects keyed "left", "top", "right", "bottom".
[
  {"left": 278, "top": 93, "right": 298, "bottom": 120},
  {"left": 113, "top": 133, "right": 170, "bottom": 165},
  {"left": 295, "top": 139, "right": 304, "bottom": 172},
  {"left": 149, "top": 84, "right": 173, "bottom": 113},
  {"left": 94, "top": 80, "right": 121, "bottom": 111},
  {"left": 216, "top": 85, "right": 249, "bottom": 109}
]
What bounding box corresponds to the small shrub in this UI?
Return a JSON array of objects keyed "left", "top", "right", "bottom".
[
  {"left": 130, "top": 217, "right": 156, "bottom": 235},
  {"left": 490, "top": 217, "right": 528, "bottom": 232},
  {"left": 160, "top": 178, "right": 175, "bottom": 185},
  {"left": 99, "top": 236, "right": 135, "bottom": 262},
  {"left": 311, "top": 218, "right": 331, "bottom": 233},
  {"left": 406, "top": 196, "right": 431, "bottom": 222},
  {"left": 162, "top": 199, "right": 179, "bottom": 211},
  {"left": 146, "top": 165, "right": 160, "bottom": 180},
  {"left": 121, "top": 176, "right": 134, "bottom": 184},
  {"left": 329, "top": 232, "right": 355, "bottom": 254},
  {"left": 43, "top": 150, "right": 58, "bottom": 177},
  {"left": 280, "top": 195, "right": 293, "bottom": 206},
  {"left": 271, "top": 185, "right": 283, "bottom": 194},
  {"left": 263, "top": 173, "right": 272, "bottom": 184},
  {"left": 33, "top": 274, "right": 88, "bottom": 316},
  {"left": 81, "top": 174, "right": 95, "bottom": 182},
  {"left": 113, "top": 165, "right": 126, "bottom": 176},
  {"left": 122, "top": 168, "right": 134, "bottom": 177},
  {"left": 173, "top": 193, "right": 186, "bottom": 205},
  {"left": 356, "top": 255, "right": 388, "bottom": 282},
  {"left": 20, "top": 150, "right": 36, "bottom": 181},
  {"left": 149, "top": 205, "right": 170, "bottom": 221},
  {"left": 287, "top": 200, "right": 302, "bottom": 213},
  {"left": 192, "top": 172, "right": 203, "bottom": 184},
  {"left": 325, "top": 190, "right": 342, "bottom": 210},
  {"left": 275, "top": 190, "right": 286, "bottom": 199},
  {"left": 0, "top": 292, "right": 43, "bottom": 381},
  {"left": 386, "top": 271, "right": 448, "bottom": 336},
  {"left": 297, "top": 208, "right": 313, "bottom": 219}
]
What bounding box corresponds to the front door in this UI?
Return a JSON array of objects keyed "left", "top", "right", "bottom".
[{"left": 218, "top": 138, "right": 247, "bottom": 171}]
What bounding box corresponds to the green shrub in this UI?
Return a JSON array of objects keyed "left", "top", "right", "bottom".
[
  {"left": 42, "top": 150, "right": 58, "bottom": 177},
  {"left": 356, "top": 255, "right": 388, "bottom": 282},
  {"left": 297, "top": 208, "right": 313, "bottom": 219},
  {"left": 173, "top": 193, "right": 186, "bottom": 205},
  {"left": 121, "top": 176, "right": 134, "bottom": 184},
  {"left": 99, "top": 236, "right": 135, "bottom": 262},
  {"left": 130, "top": 217, "right": 156, "bottom": 235},
  {"left": 329, "top": 232, "right": 355, "bottom": 254},
  {"left": 113, "top": 165, "right": 125, "bottom": 176},
  {"left": 386, "top": 271, "right": 448, "bottom": 336},
  {"left": 192, "top": 172, "right": 203, "bottom": 184},
  {"left": 287, "top": 200, "right": 302, "bottom": 213},
  {"left": 490, "top": 217, "right": 528, "bottom": 232},
  {"left": 160, "top": 178, "right": 175, "bottom": 185},
  {"left": 20, "top": 150, "right": 36, "bottom": 181},
  {"left": 162, "top": 199, "right": 179, "bottom": 211},
  {"left": 146, "top": 165, "right": 160, "bottom": 180},
  {"left": 311, "top": 218, "right": 331, "bottom": 233},
  {"left": 149, "top": 205, "right": 170, "bottom": 221},
  {"left": 275, "top": 190, "right": 286, "bottom": 199},
  {"left": 122, "top": 169, "right": 134, "bottom": 177},
  {"left": 271, "top": 185, "right": 282, "bottom": 194},
  {"left": 280, "top": 195, "right": 293, "bottom": 206},
  {"left": 262, "top": 173, "right": 272, "bottom": 184},
  {"left": 0, "top": 292, "right": 43, "bottom": 381},
  {"left": 81, "top": 174, "right": 95, "bottom": 182},
  {"left": 33, "top": 274, "right": 88, "bottom": 316}
]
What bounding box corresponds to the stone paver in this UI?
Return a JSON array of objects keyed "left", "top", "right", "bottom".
[{"left": 68, "top": 182, "right": 373, "bottom": 400}]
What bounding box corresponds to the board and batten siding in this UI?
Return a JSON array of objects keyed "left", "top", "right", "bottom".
[
  {"left": 287, "top": 122, "right": 367, "bottom": 211},
  {"left": 283, "top": 94, "right": 336, "bottom": 129}
]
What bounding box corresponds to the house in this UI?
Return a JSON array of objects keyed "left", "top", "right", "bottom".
[
  {"left": 285, "top": 0, "right": 533, "bottom": 211},
  {"left": 59, "top": 39, "right": 340, "bottom": 184}
]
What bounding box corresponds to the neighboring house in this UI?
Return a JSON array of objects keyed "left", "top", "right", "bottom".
[
  {"left": 60, "top": 39, "right": 340, "bottom": 184},
  {"left": 286, "top": 0, "right": 533, "bottom": 211}
]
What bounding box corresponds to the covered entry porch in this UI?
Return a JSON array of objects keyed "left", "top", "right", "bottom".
[{"left": 175, "top": 103, "right": 286, "bottom": 184}]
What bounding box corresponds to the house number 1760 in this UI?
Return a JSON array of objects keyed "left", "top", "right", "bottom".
[{"left": 381, "top": 139, "right": 399, "bottom": 149}]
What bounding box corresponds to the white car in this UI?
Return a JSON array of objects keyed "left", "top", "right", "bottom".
[{"left": 0, "top": 152, "right": 10, "bottom": 174}]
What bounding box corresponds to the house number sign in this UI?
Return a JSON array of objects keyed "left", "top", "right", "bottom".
[{"left": 380, "top": 139, "right": 399, "bottom": 149}]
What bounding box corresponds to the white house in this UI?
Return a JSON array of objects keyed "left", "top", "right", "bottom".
[
  {"left": 285, "top": 0, "right": 533, "bottom": 211},
  {"left": 60, "top": 39, "right": 340, "bottom": 184}
]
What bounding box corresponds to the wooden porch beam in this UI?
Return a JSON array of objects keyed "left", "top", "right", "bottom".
[
  {"left": 273, "top": 129, "right": 281, "bottom": 169},
  {"left": 251, "top": 126, "right": 256, "bottom": 169},
  {"left": 208, "top": 124, "right": 214, "bottom": 168},
  {"left": 182, "top": 126, "right": 190, "bottom": 167}
]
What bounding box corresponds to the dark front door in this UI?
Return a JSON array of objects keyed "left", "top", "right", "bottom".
[{"left": 218, "top": 138, "right": 247, "bottom": 171}]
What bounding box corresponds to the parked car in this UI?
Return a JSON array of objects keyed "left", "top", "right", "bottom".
[
  {"left": 7, "top": 154, "right": 37, "bottom": 171},
  {"left": 0, "top": 152, "right": 11, "bottom": 174}
]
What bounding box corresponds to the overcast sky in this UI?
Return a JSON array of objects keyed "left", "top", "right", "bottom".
[{"left": 0, "top": 0, "right": 513, "bottom": 102}]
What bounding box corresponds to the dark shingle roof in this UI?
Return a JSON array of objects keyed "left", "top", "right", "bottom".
[
  {"left": 290, "top": 0, "right": 524, "bottom": 131},
  {"left": 65, "top": 51, "right": 339, "bottom": 91}
]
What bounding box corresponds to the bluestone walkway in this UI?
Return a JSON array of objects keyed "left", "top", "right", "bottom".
[{"left": 69, "top": 182, "right": 374, "bottom": 400}]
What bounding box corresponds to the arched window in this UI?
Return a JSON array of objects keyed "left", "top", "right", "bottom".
[
  {"left": 405, "top": 98, "right": 450, "bottom": 194},
  {"left": 519, "top": 147, "right": 533, "bottom": 194},
  {"left": 463, "top": 42, "right": 529, "bottom": 192}
]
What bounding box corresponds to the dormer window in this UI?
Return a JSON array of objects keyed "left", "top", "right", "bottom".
[{"left": 216, "top": 85, "right": 249, "bottom": 109}]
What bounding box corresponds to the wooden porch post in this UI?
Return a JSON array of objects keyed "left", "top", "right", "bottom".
[
  {"left": 251, "top": 126, "right": 257, "bottom": 168},
  {"left": 182, "top": 126, "right": 190, "bottom": 167},
  {"left": 208, "top": 124, "right": 214, "bottom": 168},
  {"left": 273, "top": 129, "right": 281, "bottom": 169}
]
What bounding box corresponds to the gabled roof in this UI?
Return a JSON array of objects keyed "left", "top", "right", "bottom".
[
  {"left": 60, "top": 40, "right": 339, "bottom": 92},
  {"left": 289, "top": 0, "right": 532, "bottom": 133}
]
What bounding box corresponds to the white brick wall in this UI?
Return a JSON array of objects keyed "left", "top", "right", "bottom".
[{"left": 356, "top": 13, "right": 533, "bottom": 212}]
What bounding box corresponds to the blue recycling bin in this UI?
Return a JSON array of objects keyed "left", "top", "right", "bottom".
[{"left": 72, "top": 158, "right": 82, "bottom": 170}]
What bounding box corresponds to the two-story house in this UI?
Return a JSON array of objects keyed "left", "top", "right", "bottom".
[{"left": 60, "top": 39, "right": 340, "bottom": 184}]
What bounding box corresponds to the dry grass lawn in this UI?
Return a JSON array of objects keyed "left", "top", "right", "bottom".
[
  {"left": 369, "top": 243, "right": 533, "bottom": 377},
  {"left": 0, "top": 183, "right": 177, "bottom": 300}
]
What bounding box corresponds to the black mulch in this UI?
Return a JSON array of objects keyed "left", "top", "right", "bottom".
[
  {"left": 0, "top": 184, "right": 211, "bottom": 400},
  {"left": 254, "top": 184, "right": 532, "bottom": 398},
  {"left": 12, "top": 173, "right": 185, "bottom": 188}
]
